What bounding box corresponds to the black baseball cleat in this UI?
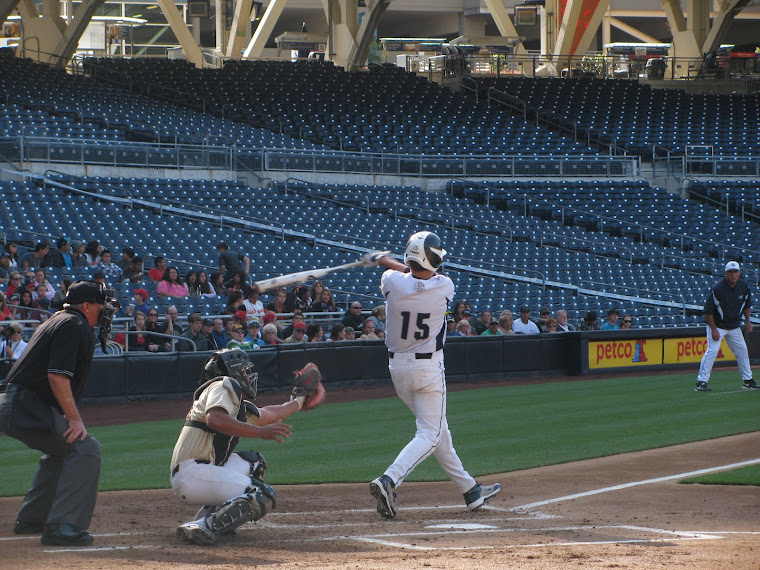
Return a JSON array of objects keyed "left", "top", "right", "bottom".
[
  {"left": 370, "top": 475, "right": 397, "bottom": 519},
  {"left": 695, "top": 381, "right": 712, "bottom": 392},
  {"left": 40, "top": 523, "right": 94, "bottom": 546},
  {"left": 742, "top": 379, "right": 759, "bottom": 390},
  {"left": 464, "top": 482, "right": 502, "bottom": 511},
  {"left": 13, "top": 520, "right": 44, "bottom": 534}
]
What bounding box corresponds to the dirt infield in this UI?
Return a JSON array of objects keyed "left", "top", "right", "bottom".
[{"left": 1, "top": 382, "right": 759, "bottom": 569}]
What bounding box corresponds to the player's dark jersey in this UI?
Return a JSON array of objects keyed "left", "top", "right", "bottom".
[{"left": 703, "top": 277, "right": 751, "bottom": 329}]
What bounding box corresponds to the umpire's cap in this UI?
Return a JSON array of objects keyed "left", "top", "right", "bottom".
[{"left": 65, "top": 281, "right": 107, "bottom": 305}]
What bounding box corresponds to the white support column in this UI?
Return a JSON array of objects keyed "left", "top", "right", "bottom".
[
  {"left": 226, "top": 0, "right": 253, "bottom": 58},
  {"left": 482, "top": 0, "right": 527, "bottom": 54},
  {"left": 702, "top": 0, "right": 745, "bottom": 53},
  {"left": 554, "top": 0, "right": 610, "bottom": 58},
  {"left": 609, "top": 17, "right": 660, "bottom": 43},
  {"left": 687, "top": 0, "right": 710, "bottom": 47},
  {"left": 155, "top": 0, "right": 205, "bottom": 67},
  {"left": 243, "top": 0, "right": 288, "bottom": 59}
]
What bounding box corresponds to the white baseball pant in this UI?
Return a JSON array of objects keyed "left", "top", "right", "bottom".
[
  {"left": 696, "top": 325, "right": 752, "bottom": 384},
  {"left": 171, "top": 453, "right": 253, "bottom": 505},
  {"left": 384, "top": 351, "right": 477, "bottom": 494}
]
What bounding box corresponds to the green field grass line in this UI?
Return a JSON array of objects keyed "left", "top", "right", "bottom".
[
  {"left": 680, "top": 464, "right": 760, "bottom": 486},
  {"left": 1, "top": 370, "right": 758, "bottom": 496}
]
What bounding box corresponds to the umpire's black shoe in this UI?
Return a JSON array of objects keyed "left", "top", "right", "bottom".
[
  {"left": 40, "top": 523, "right": 94, "bottom": 546},
  {"left": 13, "top": 520, "right": 44, "bottom": 534}
]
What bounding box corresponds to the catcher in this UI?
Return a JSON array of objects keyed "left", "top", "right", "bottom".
[{"left": 170, "top": 348, "right": 325, "bottom": 544}]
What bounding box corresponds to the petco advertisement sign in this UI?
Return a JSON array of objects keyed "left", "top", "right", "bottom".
[
  {"left": 589, "top": 339, "right": 663, "bottom": 369},
  {"left": 663, "top": 337, "right": 737, "bottom": 364}
]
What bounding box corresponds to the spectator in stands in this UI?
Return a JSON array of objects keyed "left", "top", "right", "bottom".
[
  {"left": 0, "top": 255, "right": 11, "bottom": 284},
  {"left": 343, "top": 326, "right": 357, "bottom": 340},
  {"left": 556, "top": 309, "right": 575, "bottom": 332},
  {"left": 1, "top": 321, "right": 27, "bottom": 361},
  {"left": 31, "top": 284, "right": 51, "bottom": 321},
  {"left": 309, "top": 281, "right": 325, "bottom": 306},
  {"left": 537, "top": 307, "right": 551, "bottom": 333},
  {"left": 69, "top": 240, "right": 86, "bottom": 269},
  {"left": 50, "top": 277, "right": 73, "bottom": 311},
  {"left": 227, "top": 290, "right": 245, "bottom": 313},
  {"left": 185, "top": 270, "right": 201, "bottom": 298},
  {"left": 4, "top": 242, "right": 20, "bottom": 267},
  {"left": 544, "top": 318, "right": 559, "bottom": 333},
  {"left": 149, "top": 256, "right": 167, "bottom": 281},
  {"left": 225, "top": 271, "right": 247, "bottom": 296},
  {"left": 22, "top": 278, "right": 37, "bottom": 301},
  {"left": 211, "top": 317, "right": 230, "bottom": 349},
  {"left": 123, "top": 256, "right": 144, "bottom": 284},
  {"left": 7, "top": 293, "right": 20, "bottom": 319},
  {"left": 244, "top": 319, "right": 265, "bottom": 347},
  {"left": 513, "top": 306, "right": 540, "bottom": 334},
  {"left": 620, "top": 314, "right": 634, "bottom": 330},
  {"left": 217, "top": 242, "right": 250, "bottom": 281},
  {"left": 92, "top": 271, "right": 106, "bottom": 286},
  {"left": 578, "top": 311, "right": 600, "bottom": 331},
  {"left": 200, "top": 318, "right": 220, "bottom": 350},
  {"left": 498, "top": 311, "right": 516, "bottom": 335},
  {"left": 33, "top": 269, "right": 55, "bottom": 300},
  {"left": 145, "top": 309, "right": 170, "bottom": 352},
  {"left": 132, "top": 289, "right": 151, "bottom": 316},
  {"left": 157, "top": 266, "right": 189, "bottom": 298},
  {"left": 207, "top": 272, "right": 224, "bottom": 297},
  {"left": 285, "top": 284, "right": 310, "bottom": 313},
  {"left": 474, "top": 310, "right": 492, "bottom": 335},
  {"left": 327, "top": 324, "right": 346, "bottom": 342},
  {"left": 115, "top": 311, "right": 149, "bottom": 352},
  {"left": 284, "top": 321, "right": 307, "bottom": 343},
  {"left": 342, "top": 301, "right": 364, "bottom": 331},
  {"left": 480, "top": 318, "right": 502, "bottom": 336},
  {"left": 601, "top": 309, "right": 621, "bottom": 330},
  {"left": 359, "top": 319, "right": 381, "bottom": 340},
  {"left": 178, "top": 313, "right": 211, "bottom": 352},
  {"left": 451, "top": 301, "right": 467, "bottom": 325},
  {"left": 226, "top": 323, "right": 254, "bottom": 349},
  {"left": 266, "top": 287, "right": 287, "bottom": 315},
  {"left": 161, "top": 305, "right": 184, "bottom": 336},
  {"left": 311, "top": 288, "right": 337, "bottom": 312},
  {"left": 117, "top": 247, "right": 136, "bottom": 272},
  {"left": 197, "top": 270, "right": 217, "bottom": 298},
  {"left": 84, "top": 240, "right": 102, "bottom": 266},
  {"left": 446, "top": 316, "right": 457, "bottom": 336},
  {"left": 97, "top": 250, "right": 123, "bottom": 282},
  {"left": 5, "top": 271, "right": 21, "bottom": 297},
  {"left": 0, "top": 291, "right": 11, "bottom": 321},
  {"left": 21, "top": 242, "right": 50, "bottom": 270},
  {"left": 46, "top": 237, "right": 72, "bottom": 269},
  {"left": 262, "top": 311, "right": 281, "bottom": 337},
  {"left": 282, "top": 312, "right": 306, "bottom": 339},
  {"left": 455, "top": 319, "right": 475, "bottom": 336},
  {"left": 365, "top": 305, "right": 386, "bottom": 335},
  {"left": 306, "top": 324, "right": 324, "bottom": 342},
  {"left": 243, "top": 286, "right": 265, "bottom": 319},
  {"left": 261, "top": 323, "right": 280, "bottom": 345}
]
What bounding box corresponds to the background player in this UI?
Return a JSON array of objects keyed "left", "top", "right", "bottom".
[
  {"left": 695, "top": 261, "right": 758, "bottom": 392},
  {"left": 171, "top": 349, "right": 324, "bottom": 544},
  {"left": 364, "top": 232, "right": 501, "bottom": 519}
]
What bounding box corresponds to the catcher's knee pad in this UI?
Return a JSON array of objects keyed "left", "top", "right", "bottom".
[
  {"left": 246, "top": 478, "right": 277, "bottom": 520},
  {"left": 206, "top": 495, "right": 259, "bottom": 535},
  {"left": 236, "top": 450, "right": 267, "bottom": 480}
]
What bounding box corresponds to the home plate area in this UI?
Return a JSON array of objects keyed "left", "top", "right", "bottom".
[{"left": 258, "top": 504, "right": 719, "bottom": 551}]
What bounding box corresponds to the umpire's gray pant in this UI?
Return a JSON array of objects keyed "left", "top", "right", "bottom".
[{"left": 0, "top": 391, "right": 101, "bottom": 530}]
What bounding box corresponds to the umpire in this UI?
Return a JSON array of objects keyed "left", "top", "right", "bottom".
[{"left": 0, "top": 281, "right": 114, "bottom": 546}]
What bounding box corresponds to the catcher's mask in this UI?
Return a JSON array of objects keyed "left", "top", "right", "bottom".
[{"left": 203, "top": 348, "right": 258, "bottom": 398}]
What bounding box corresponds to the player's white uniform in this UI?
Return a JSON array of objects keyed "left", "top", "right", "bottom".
[
  {"left": 380, "top": 269, "right": 477, "bottom": 493},
  {"left": 170, "top": 377, "right": 262, "bottom": 505}
]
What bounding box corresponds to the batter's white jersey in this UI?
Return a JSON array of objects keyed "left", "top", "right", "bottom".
[{"left": 381, "top": 269, "right": 454, "bottom": 354}]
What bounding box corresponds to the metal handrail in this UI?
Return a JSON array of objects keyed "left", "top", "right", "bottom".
[
  {"left": 118, "top": 329, "right": 196, "bottom": 352},
  {"left": 577, "top": 279, "right": 689, "bottom": 315}
]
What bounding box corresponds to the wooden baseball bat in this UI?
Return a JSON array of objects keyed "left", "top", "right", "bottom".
[{"left": 254, "top": 259, "right": 367, "bottom": 293}]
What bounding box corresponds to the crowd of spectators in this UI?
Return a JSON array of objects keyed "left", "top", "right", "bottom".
[{"left": 0, "top": 237, "right": 644, "bottom": 357}]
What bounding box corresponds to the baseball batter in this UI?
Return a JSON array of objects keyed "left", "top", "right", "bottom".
[
  {"left": 364, "top": 232, "right": 501, "bottom": 519},
  {"left": 170, "top": 349, "right": 324, "bottom": 544},
  {"left": 695, "top": 261, "right": 758, "bottom": 392}
]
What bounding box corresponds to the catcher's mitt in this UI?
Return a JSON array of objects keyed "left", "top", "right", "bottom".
[{"left": 290, "top": 362, "right": 326, "bottom": 411}]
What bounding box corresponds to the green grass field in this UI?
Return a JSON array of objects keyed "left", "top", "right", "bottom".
[{"left": 1, "top": 370, "right": 758, "bottom": 497}]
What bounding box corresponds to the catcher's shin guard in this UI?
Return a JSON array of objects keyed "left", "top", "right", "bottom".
[
  {"left": 206, "top": 496, "right": 260, "bottom": 536},
  {"left": 247, "top": 478, "right": 277, "bottom": 519}
]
